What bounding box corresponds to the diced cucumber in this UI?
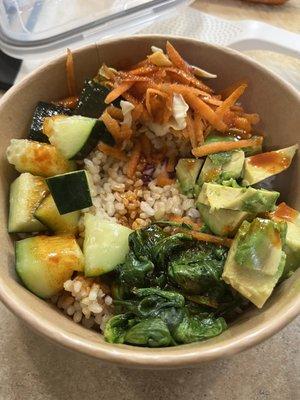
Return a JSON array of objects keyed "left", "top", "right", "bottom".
[
  {"left": 46, "top": 170, "right": 92, "bottom": 214},
  {"left": 34, "top": 194, "right": 80, "bottom": 234},
  {"left": 16, "top": 235, "right": 84, "bottom": 298},
  {"left": 28, "top": 101, "right": 72, "bottom": 143},
  {"left": 6, "top": 139, "right": 75, "bottom": 177},
  {"left": 8, "top": 173, "right": 49, "bottom": 233},
  {"left": 44, "top": 115, "right": 114, "bottom": 160},
  {"left": 83, "top": 214, "right": 132, "bottom": 277},
  {"left": 74, "top": 80, "right": 111, "bottom": 118}
]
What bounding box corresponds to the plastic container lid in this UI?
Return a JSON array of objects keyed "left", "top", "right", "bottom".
[{"left": 0, "top": 0, "right": 192, "bottom": 58}]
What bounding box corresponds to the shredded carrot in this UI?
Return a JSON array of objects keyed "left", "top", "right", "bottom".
[
  {"left": 185, "top": 112, "right": 197, "bottom": 148},
  {"left": 192, "top": 136, "right": 263, "bottom": 158},
  {"left": 101, "top": 110, "right": 121, "bottom": 141},
  {"left": 193, "top": 113, "right": 204, "bottom": 145},
  {"left": 54, "top": 96, "right": 78, "bottom": 109},
  {"left": 189, "top": 230, "right": 232, "bottom": 247},
  {"left": 156, "top": 169, "right": 175, "bottom": 187},
  {"left": 220, "top": 79, "right": 248, "bottom": 100},
  {"left": 98, "top": 143, "right": 127, "bottom": 161},
  {"left": 145, "top": 88, "right": 169, "bottom": 119},
  {"left": 140, "top": 134, "right": 152, "bottom": 162},
  {"left": 172, "top": 87, "right": 227, "bottom": 132},
  {"left": 126, "top": 141, "right": 142, "bottom": 178},
  {"left": 242, "top": 113, "right": 260, "bottom": 125},
  {"left": 105, "top": 82, "right": 134, "bottom": 104},
  {"left": 168, "top": 215, "right": 203, "bottom": 231},
  {"left": 234, "top": 116, "right": 252, "bottom": 134},
  {"left": 216, "top": 84, "right": 247, "bottom": 119},
  {"left": 127, "top": 65, "right": 157, "bottom": 75},
  {"left": 166, "top": 156, "right": 176, "bottom": 173},
  {"left": 66, "top": 48, "right": 77, "bottom": 97},
  {"left": 120, "top": 123, "right": 133, "bottom": 141},
  {"left": 166, "top": 41, "right": 189, "bottom": 73},
  {"left": 165, "top": 67, "right": 212, "bottom": 93},
  {"left": 107, "top": 105, "right": 123, "bottom": 120}
]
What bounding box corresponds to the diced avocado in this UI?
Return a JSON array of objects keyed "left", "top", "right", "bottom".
[
  {"left": 205, "top": 133, "right": 262, "bottom": 156},
  {"left": 8, "top": 173, "right": 49, "bottom": 233},
  {"left": 270, "top": 202, "right": 300, "bottom": 278},
  {"left": 83, "top": 214, "right": 132, "bottom": 277},
  {"left": 197, "top": 203, "right": 253, "bottom": 237},
  {"left": 16, "top": 235, "right": 84, "bottom": 298},
  {"left": 222, "top": 218, "right": 286, "bottom": 308},
  {"left": 198, "top": 182, "right": 279, "bottom": 213},
  {"left": 175, "top": 158, "right": 203, "bottom": 197},
  {"left": 198, "top": 150, "right": 244, "bottom": 186},
  {"left": 242, "top": 144, "right": 298, "bottom": 186}
]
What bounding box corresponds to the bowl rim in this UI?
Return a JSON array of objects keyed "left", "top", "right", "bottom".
[{"left": 0, "top": 34, "right": 300, "bottom": 368}]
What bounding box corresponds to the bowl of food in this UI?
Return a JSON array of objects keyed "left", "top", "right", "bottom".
[{"left": 0, "top": 36, "right": 299, "bottom": 368}]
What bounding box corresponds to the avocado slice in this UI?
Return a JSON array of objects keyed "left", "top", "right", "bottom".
[
  {"left": 270, "top": 202, "right": 300, "bottom": 279},
  {"left": 175, "top": 158, "right": 203, "bottom": 197},
  {"left": 242, "top": 144, "right": 298, "bottom": 186},
  {"left": 197, "top": 203, "right": 254, "bottom": 237},
  {"left": 222, "top": 218, "right": 286, "bottom": 308},
  {"left": 197, "top": 150, "right": 245, "bottom": 187},
  {"left": 198, "top": 182, "right": 279, "bottom": 213}
]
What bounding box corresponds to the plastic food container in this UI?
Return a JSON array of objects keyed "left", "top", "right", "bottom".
[{"left": 0, "top": 0, "right": 192, "bottom": 58}]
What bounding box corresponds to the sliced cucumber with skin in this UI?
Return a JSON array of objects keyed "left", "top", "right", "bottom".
[
  {"left": 44, "top": 115, "right": 114, "bottom": 160},
  {"left": 46, "top": 170, "right": 93, "bottom": 214},
  {"left": 16, "top": 235, "right": 84, "bottom": 298},
  {"left": 34, "top": 194, "right": 80, "bottom": 235},
  {"left": 28, "top": 101, "right": 72, "bottom": 143},
  {"left": 83, "top": 214, "right": 132, "bottom": 277},
  {"left": 6, "top": 139, "right": 76, "bottom": 177},
  {"left": 8, "top": 173, "right": 49, "bottom": 233}
]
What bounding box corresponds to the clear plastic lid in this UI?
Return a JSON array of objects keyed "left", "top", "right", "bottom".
[{"left": 0, "top": 0, "right": 191, "bottom": 58}]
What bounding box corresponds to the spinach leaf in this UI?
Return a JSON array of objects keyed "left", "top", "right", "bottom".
[
  {"left": 118, "top": 251, "right": 154, "bottom": 289},
  {"left": 129, "top": 225, "right": 167, "bottom": 261},
  {"left": 173, "top": 315, "right": 227, "bottom": 344},
  {"left": 152, "top": 233, "right": 193, "bottom": 267},
  {"left": 124, "top": 318, "right": 172, "bottom": 347},
  {"left": 104, "top": 313, "right": 137, "bottom": 344},
  {"left": 168, "top": 243, "right": 227, "bottom": 294}
]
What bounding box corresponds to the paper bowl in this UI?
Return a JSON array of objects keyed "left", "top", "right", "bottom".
[{"left": 0, "top": 36, "right": 299, "bottom": 368}]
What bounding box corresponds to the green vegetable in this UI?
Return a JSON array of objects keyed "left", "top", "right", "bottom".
[
  {"left": 28, "top": 101, "right": 72, "bottom": 143},
  {"left": 208, "top": 151, "right": 233, "bottom": 166},
  {"left": 118, "top": 252, "right": 155, "bottom": 288},
  {"left": 45, "top": 115, "right": 114, "bottom": 160},
  {"left": 124, "top": 318, "right": 172, "bottom": 347},
  {"left": 104, "top": 314, "right": 136, "bottom": 344},
  {"left": 175, "top": 158, "right": 203, "bottom": 197},
  {"left": 46, "top": 170, "right": 92, "bottom": 214},
  {"left": 168, "top": 243, "right": 227, "bottom": 294},
  {"left": 173, "top": 315, "right": 227, "bottom": 344}
]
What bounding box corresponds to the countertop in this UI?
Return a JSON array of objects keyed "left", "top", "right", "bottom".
[{"left": 0, "top": 1, "right": 299, "bottom": 399}]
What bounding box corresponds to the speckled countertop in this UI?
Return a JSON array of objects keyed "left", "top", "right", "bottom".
[{"left": 0, "top": 1, "right": 299, "bottom": 399}]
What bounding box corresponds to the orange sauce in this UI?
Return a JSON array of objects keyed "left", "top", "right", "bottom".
[
  {"left": 272, "top": 202, "right": 298, "bottom": 223},
  {"left": 248, "top": 151, "right": 291, "bottom": 173}
]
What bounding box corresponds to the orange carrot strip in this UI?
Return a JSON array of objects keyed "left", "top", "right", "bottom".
[
  {"left": 66, "top": 48, "right": 77, "bottom": 96},
  {"left": 167, "top": 215, "right": 203, "bottom": 231},
  {"left": 189, "top": 230, "right": 232, "bottom": 247},
  {"left": 165, "top": 67, "right": 212, "bottom": 93},
  {"left": 220, "top": 79, "right": 248, "bottom": 100},
  {"left": 107, "top": 105, "right": 123, "bottom": 120},
  {"left": 193, "top": 113, "right": 204, "bottom": 145},
  {"left": 105, "top": 82, "right": 134, "bottom": 104},
  {"left": 192, "top": 137, "right": 263, "bottom": 158},
  {"left": 186, "top": 112, "right": 197, "bottom": 148},
  {"left": 120, "top": 124, "right": 133, "bottom": 141},
  {"left": 126, "top": 141, "right": 142, "bottom": 178},
  {"left": 166, "top": 41, "right": 190, "bottom": 73},
  {"left": 216, "top": 84, "right": 247, "bottom": 119},
  {"left": 166, "top": 156, "right": 176, "bottom": 173},
  {"left": 101, "top": 110, "right": 121, "bottom": 141},
  {"left": 127, "top": 65, "right": 157, "bottom": 75},
  {"left": 98, "top": 143, "right": 127, "bottom": 161},
  {"left": 156, "top": 170, "right": 175, "bottom": 187},
  {"left": 54, "top": 96, "right": 78, "bottom": 109}
]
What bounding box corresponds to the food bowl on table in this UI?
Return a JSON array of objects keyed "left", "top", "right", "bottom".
[{"left": 0, "top": 36, "right": 299, "bottom": 368}]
